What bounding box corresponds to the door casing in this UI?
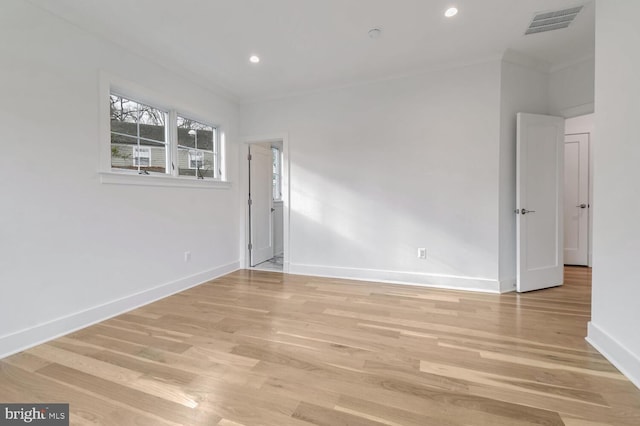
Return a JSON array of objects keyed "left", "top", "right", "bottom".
[{"left": 240, "top": 134, "right": 290, "bottom": 272}]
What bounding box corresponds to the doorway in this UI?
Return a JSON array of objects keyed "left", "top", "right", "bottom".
[
  {"left": 243, "top": 135, "right": 289, "bottom": 272},
  {"left": 564, "top": 113, "right": 594, "bottom": 267},
  {"left": 564, "top": 133, "right": 590, "bottom": 266},
  {"left": 515, "top": 113, "right": 594, "bottom": 292}
]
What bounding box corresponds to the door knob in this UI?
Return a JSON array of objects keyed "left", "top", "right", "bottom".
[
  {"left": 521, "top": 208, "right": 536, "bottom": 215},
  {"left": 576, "top": 204, "right": 587, "bottom": 209}
]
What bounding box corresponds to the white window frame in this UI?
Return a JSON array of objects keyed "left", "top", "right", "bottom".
[{"left": 99, "top": 72, "right": 230, "bottom": 189}]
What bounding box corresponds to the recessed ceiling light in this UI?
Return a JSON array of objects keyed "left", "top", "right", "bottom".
[
  {"left": 445, "top": 7, "right": 458, "bottom": 18},
  {"left": 368, "top": 28, "right": 382, "bottom": 39},
  {"left": 249, "top": 55, "right": 260, "bottom": 64}
]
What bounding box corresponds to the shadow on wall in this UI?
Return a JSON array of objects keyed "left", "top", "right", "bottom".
[{"left": 289, "top": 160, "right": 496, "bottom": 280}]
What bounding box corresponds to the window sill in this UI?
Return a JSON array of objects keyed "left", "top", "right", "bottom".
[{"left": 99, "top": 172, "right": 232, "bottom": 189}]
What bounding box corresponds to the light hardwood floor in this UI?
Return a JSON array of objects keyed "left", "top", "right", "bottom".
[{"left": 1, "top": 267, "right": 639, "bottom": 425}]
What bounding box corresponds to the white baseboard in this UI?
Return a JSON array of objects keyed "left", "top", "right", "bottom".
[
  {"left": 587, "top": 321, "right": 640, "bottom": 390},
  {"left": 289, "top": 263, "right": 500, "bottom": 293},
  {"left": 0, "top": 261, "right": 240, "bottom": 360},
  {"left": 499, "top": 278, "right": 517, "bottom": 293}
]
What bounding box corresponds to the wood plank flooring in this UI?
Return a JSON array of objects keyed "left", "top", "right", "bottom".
[{"left": 1, "top": 266, "right": 639, "bottom": 425}]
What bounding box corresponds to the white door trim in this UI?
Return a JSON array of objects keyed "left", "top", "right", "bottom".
[{"left": 240, "top": 133, "right": 290, "bottom": 273}]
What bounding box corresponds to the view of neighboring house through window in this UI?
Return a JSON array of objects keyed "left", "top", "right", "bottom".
[
  {"left": 272, "top": 146, "right": 282, "bottom": 201},
  {"left": 110, "top": 94, "right": 168, "bottom": 174},
  {"left": 177, "top": 116, "right": 218, "bottom": 179},
  {"left": 188, "top": 151, "right": 204, "bottom": 169},
  {"left": 109, "top": 91, "right": 223, "bottom": 181},
  {"left": 132, "top": 146, "right": 151, "bottom": 167}
]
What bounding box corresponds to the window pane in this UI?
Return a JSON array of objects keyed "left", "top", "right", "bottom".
[
  {"left": 273, "top": 176, "right": 277, "bottom": 200},
  {"left": 110, "top": 93, "right": 167, "bottom": 173},
  {"left": 272, "top": 148, "right": 278, "bottom": 174},
  {"left": 177, "top": 116, "right": 214, "bottom": 150},
  {"left": 201, "top": 151, "right": 215, "bottom": 178},
  {"left": 273, "top": 174, "right": 282, "bottom": 201},
  {"left": 177, "top": 147, "right": 195, "bottom": 176},
  {"left": 111, "top": 135, "right": 166, "bottom": 173},
  {"left": 133, "top": 146, "right": 151, "bottom": 167},
  {"left": 188, "top": 151, "right": 203, "bottom": 169},
  {"left": 272, "top": 147, "right": 282, "bottom": 200},
  {"left": 178, "top": 148, "right": 214, "bottom": 178},
  {"left": 111, "top": 95, "right": 166, "bottom": 141},
  {"left": 110, "top": 95, "right": 138, "bottom": 126},
  {"left": 140, "top": 145, "right": 166, "bottom": 173},
  {"left": 177, "top": 115, "right": 217, "bottom": 178},
  {"left": 111, "top": 143, "right": 132, "bottom": 171}
]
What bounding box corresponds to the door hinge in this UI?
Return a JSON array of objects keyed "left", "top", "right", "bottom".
[
  {"left": 248, "top": 243, "right": 253, "bottom": 250},
  {"left": 514, "top": 209, "right": 520, "bottom": 214},
  {"left": 247, "top": 153, "right": 252, "bottom": 161},
  {"left": 248, "top": 199, "right": 252, "bottom": 206}
]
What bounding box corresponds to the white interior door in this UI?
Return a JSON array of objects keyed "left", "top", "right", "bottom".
[
  {"left": 564, "top": 134, "right": 589, "bottom": 266},
  {"left": 516, "top": 113, "right": 565, "bottom": 292},
  {"left": 249, "top": 144, "right": 274, "bottom": 266}
]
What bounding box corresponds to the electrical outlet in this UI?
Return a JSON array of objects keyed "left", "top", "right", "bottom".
[
  {"left": 184, "top": 251, "right": 191, "bottom": 262},
  {"left": 417, "top": 248, "right": 427, "bottom": 259}
]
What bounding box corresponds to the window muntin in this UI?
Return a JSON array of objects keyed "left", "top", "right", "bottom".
[
  {"left": 110, "top": 94, "right": 168, "bottom": 174},
  {"left": 177, "top": 116, "right": 219, "bottom": 179}
]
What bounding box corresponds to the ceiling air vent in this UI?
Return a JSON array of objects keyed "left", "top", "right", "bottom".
[{"left": 525, "top": 5, "right": 583, "bottom": 35}]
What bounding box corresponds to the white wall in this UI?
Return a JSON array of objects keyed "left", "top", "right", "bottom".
[
  {"left": 241, "top": 60, "right": 504, "bottom": 291},
  {"left": 588, "top": 0, "right": 640, "bottom": 389},
  {"left": 549, "top": 56, "right": 595, "bottom": 118},
  {"left": 498, "top": 56, "right": 550, "bottom": 290},
  {"left": 565, "top": 113, "right": 595, "bottom": 135},
  {"left": 0, "top": 1, "right": 240, "bottom": 357}
]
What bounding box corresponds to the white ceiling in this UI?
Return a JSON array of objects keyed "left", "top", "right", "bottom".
[{"left": 27, "top": 0, "right": 595, "bottom": 102}]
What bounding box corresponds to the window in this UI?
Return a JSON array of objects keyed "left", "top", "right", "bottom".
[
  {"left": 272, "top": 146, "right": 282, "bottom": 201},
  {"left": 110, "top": 94, "right": 167, "bottom": 174},
  {"left": 108, "top": 92, "right": 223, "bottom": 181},
  {"left": 177, "top": 116, "right": 219, "bottom": 179}
]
